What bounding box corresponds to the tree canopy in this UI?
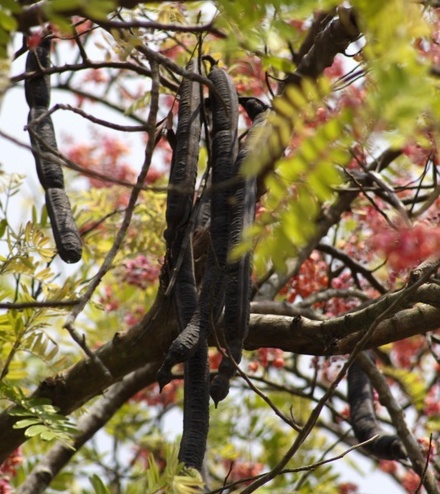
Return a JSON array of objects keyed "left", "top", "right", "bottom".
[{"left": 1, "top": 1, "right": 440, "bottom": 493}]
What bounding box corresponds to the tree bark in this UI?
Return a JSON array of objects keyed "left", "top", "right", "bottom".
[{"left": 1, "top": 283, "right": 440, "bottom": 463}]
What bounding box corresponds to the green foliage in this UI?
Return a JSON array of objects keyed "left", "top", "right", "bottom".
[
  {"left": 3, "top": 2, "right": 440, "bottom": 493},
  {"left": 353, "top": 0, "right": 436, "bottom": 144},
  {"left": 44, "top": 0, "right": 116, "bottom": 32},
  {"left": 243, "top": 77, "right": 352, "bottom": 271},
  {"left": 0, "top": 0, "right": 20, "bottom": 58},
  {"left": 90, "top": 474, "right": 110, "bottom": 494},
  {"left": 9, "top": 396, "right": 77, "bottom": 446},
  {"left": 384, "top": 366, "right": 427, "bottom": 412},
  {"left": 213, "top": 0, "right": 339, "bottom": 59},
  {"left": 123, "top": 442, "right": 204, "bottom": 494}
]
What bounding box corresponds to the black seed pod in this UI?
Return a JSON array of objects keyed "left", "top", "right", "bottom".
[
  {"left": 158, "top": 65, "right": 239, "bottom": 388},
  {"left": 25, "top": 38, "right": 51, "bottom": 109},
  {"left": 28, "top": 108, "right": 65, "bottom": 189},
  {"left": 347, "top": 352, "right": 407, "bottom": 460},
  {"left": 45, "top": 189, "right": 82, "bottom": 264},
  {"left": 210, "top": 106, "right": 271, "bottom": 405},
  {"left": 25, "top": 38, "right": 82, "bottom": 264}
]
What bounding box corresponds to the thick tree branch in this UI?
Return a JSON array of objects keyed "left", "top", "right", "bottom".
[
  {"left": 279, "top": 7, "right": 360, "bottom": 93},
  {"left": 1, "top": 283, "right": 440, "bottom": 463}
]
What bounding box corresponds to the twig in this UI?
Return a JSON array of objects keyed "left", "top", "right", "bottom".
[
  {"left": 95, "top": 19, "right": 226, "bottom": 38},
  {"left": 415, "top": 435, "right": 435, "bottom": 494},
  {"left": 358, "top": 353, "right": 439, "bottom": 494},
  {"left": 207, "top": 436, "right": 378, "bottom": 494},
  {"left": 62, "top": 61, "right": 161, "bottom": 376},
  {"left": 297, "top": 287, "right": 371, "bottom": 308},
  {"left": 240, "top": 269, "right": 440, "bottom": 493},
  {"left": 49, "top": 103, "right": 147, "bottom": 132},
  {"left": 16, "top": 363, "right": 158, "bottom": 494},
  {"left": 0, "top": 300, "right": 79, "bottom": 309},
  {"left": 317, "top": 243, "right": 387, "bottom": 294},
  {"left": 211, "top": 325, "right": 302, "bottom": 432}
]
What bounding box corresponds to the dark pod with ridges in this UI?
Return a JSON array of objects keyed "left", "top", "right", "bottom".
[
  {"left": 28, "top": 108, "right": 65, "bottom": 189},
  {"left": 178, "top": 342, "right": 210, "bottom": 472},
  {"left": 347, "top": 352, "right": 407, "bottom": 460},
  {"left": 156, "top": 61, "right": 209, "bottom": 472},
  {"left": 210, "top": 104, "right": 270, "bottom": 405},
  {"left": 25, "top": 38, "right": 51, "bottom": 109},
  {"left": 209, "top": 65, "right": 239, "bottom": 133},
  {"left": 157, "top": 60, "right": 202, "bottom": 389},
  {"left": 157, "top": 65, "right": 239, "bottom": 389},
  {"left": 25, "top": 38, "right": 82, "bottom": 264},
  {"left": 45, "top": 189, "right": 82, "bottom": 264},
  {"left": 164, "top": 60, "right": 201, "bottom": 252}
]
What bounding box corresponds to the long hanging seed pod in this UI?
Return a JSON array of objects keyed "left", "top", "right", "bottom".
[
  {"left": 160, "top": 60, "right": 209, "bottom": 472},
  {"left": 347, "top": 351, "right": 407, "bottom": 460},
  {"left": 157, "top": 64, "right": 239, "bottom": 389},
  {"left": 210, "top": 99, "right": 271, "bottom": 406},
  {"left": 25, "top": 38, "right": 82, "bottom": 264}
]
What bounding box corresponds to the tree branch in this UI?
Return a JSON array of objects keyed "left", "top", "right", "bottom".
[
  {"left": 1, "top": 282, "right": 440, "bottom": 463},
  {"left": 358, "top": 353, "right": 439, "bottom": 494},
  {"left": 16, "top": 363, "right": 158, "bottom": 494},
  {"left": 16, "top": 1, "right": 194, "bottom": 33}
]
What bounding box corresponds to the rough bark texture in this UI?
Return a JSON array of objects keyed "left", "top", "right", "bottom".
[
  {"left": 1, "top": 284, "right": 440, "bottom": 463},
  {"left": 17, "top": 364, "right": 158, "bottom": 494}
]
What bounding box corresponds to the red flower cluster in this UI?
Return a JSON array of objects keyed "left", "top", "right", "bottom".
[
  {"left": 282, "top": 252, "right": 328, "bottom": 304},
  {"left": 121, "top": 255, "right": 160, "bottom": 289},
  {"left": 338, "top": 482, "right": 359, "bottom": 494},
  {"left": 248, "top": 348, "right": 285, "bottom": 372},
  {"left": 391, "top": 336, "right": 425, "bottom": 369},
  {"left": 424, "top": 385, "right": 440, "bottom": 417},
  {"left": 132, "top": 380, "right": 182, "bottom": 408},
  {"left": 224, "top": 459, "right": 264, "bottom": 485},
  {"left": 0, "top": 449, "right": 22, "bottom": 494},
  {"left": 370, "top": 223, "right": 440, "bottom": 272}
]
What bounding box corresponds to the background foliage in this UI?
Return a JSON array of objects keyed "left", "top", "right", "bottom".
[{"left": 1, "top": 1, "right": 440, "bottom": 493}]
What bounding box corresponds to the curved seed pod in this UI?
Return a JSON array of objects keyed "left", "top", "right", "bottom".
[
  {"left": 209, "top": 65, "right": 239, "bottom": 132},
  {"left": 178, "top": 341, "right": 210, "bottom": 471},
  {"left": 157, "top": 60, "right": 202, "bottom": 386},
  {"left": 157, "top": 66, "right": 239, "bottom": 389},
  {"left": 28, "top": 108, "right": 65, "bottom": 189},
  {"left": 163, "top": 60, "right": 201, "bottom": 253},
  {"left": 347, "top": 352, "right": 407, "bottom": 460},
  {"left": 156, "top": 61, "right": 209, "bottom": 471},
  {"left": 25, "top": 38, "right": 51, "bottom": 109},
  {"left": 210, "top": 105, "right": 270, "bottom": 405},
  {"left": 45, "top": 189, "right": 82, "bottom": 264},
  {"left": 25, "top": 38, "right": 82, "bottom": 264}
]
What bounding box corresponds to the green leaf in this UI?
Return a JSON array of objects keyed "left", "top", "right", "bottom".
[
  {"left": 0, "top": 218, "right": 7, "bottom": 238},
  {"left": 384, "top": 366, "right": 426, "bottom": 411},
  {"left": 90, "top": 474, "right": 111, "bottom": 494},
  {"left": 12, "top": 418, "right": 40, "bottom": 429},
  {"left": 47, "top": 0, "right": 83, "bottom": 12},
  {"left": 0, "top": 10, "right": 17, "bottom": 31},
  {"left": 24, "top": 424, "right": 49, "bottom": 437},
  {"left": 83, "top": 0, "right": 116, "bottom": 20},
  {"left": 0, "top": 0, "right": 22, "bottom": 13}
]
